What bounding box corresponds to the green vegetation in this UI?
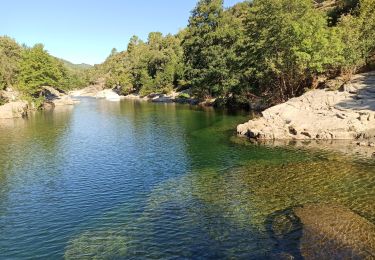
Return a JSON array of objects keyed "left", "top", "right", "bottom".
[
  {"left": 178, "top": 93, "right": 191, "bottom": 99},
  {"left": 89, "top": 0, "right": 375, "bottom": 107},
  {"left": 0, "top": 36, "right": 22, "bottom": 91},
  {"left": 92, "top": 33, "right": 184, "bottom": 97},
  {"left": 0, "top": 37, "right": 89, "bottom": 107},
  {"left": 244, "top": 0, "right": 344, "bottom": 101},
  {"left": 1, "top": 0, "right": 375, "bottom": 108}
]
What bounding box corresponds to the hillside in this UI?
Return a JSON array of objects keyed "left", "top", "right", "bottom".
[{"left": 59, "top": 58, "right": 92, "bottom": 70}]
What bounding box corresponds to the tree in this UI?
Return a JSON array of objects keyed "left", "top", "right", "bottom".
[
  {"left": 244, "top": 0, "right": 344, "bottom": 102},
  {"left": 95, "top": 32, "right": 184, "bottom": 97},
  {"left": 183, "top": 0, "right": 249, "bottom": 100},
  {"left": 183, "top": 0, "right": 224, "bottom": 98},
  {"left": 0, "top": 36, "right": 22, "bottom": 90},
  {"left": 358, "top": 0, "right": 375, "bottom": 66},
  {"left": 105, "top": 51, "right": 134, "bottom": 95},
  {"left": 17, "top": 44, "right": 66, "bottom": 96},
  {"left": 337, "top": 0, "right": 375, "bottom": 72}
]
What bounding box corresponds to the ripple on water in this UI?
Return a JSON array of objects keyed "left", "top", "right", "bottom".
[{"left": 0, "top": 99, "right": 374, "bottom": 259}]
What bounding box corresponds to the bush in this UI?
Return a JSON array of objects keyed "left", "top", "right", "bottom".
[
  {"left": 178, "top": 93, "right": 190, "bottom": 99},
  {"left": 0, "top": 97, "right": 7, "bottom": 106}
]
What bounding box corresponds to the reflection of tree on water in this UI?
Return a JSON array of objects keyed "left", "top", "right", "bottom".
[{"left": 0, "top": 106, "right": 74, "bottom": 195}]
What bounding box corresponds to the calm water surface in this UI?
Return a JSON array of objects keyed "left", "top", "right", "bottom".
[{"left": 0, "top": 98, "right": 374, "bottom": 259}]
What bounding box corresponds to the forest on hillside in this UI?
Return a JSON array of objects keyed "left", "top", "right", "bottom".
[
  {"left": 0, "top": 39, "right": 88, "bottom": 106},
  {"left": 1, "top": 0, "right": 374, "bottom": 108}
]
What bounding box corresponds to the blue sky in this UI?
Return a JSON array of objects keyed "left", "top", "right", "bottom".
[{"left": 1, "top": 0, "right": 242, "bottom": 65}]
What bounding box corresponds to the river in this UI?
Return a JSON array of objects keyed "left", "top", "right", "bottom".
[{"left": 0, "top": 98, "right": 374, "bottom": 259}]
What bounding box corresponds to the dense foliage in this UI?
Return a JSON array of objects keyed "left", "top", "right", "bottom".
[
  {"left": 90, "top": 0, "right": 374, "bottom": 107},
  {"left": 2, "top": 0, "right": 375, "bottom": 108},
  {"left": 0, "top": 37, "right": 89, "bottom": 104},
  {"left": 244, "top": 0, "right": 344, "bottom": 101},
  {"left": 92, "top": 33, "right": 184, "bottom": 96},
  {"left": 0, "top": 36, "right": 22, "bottom": 90}
]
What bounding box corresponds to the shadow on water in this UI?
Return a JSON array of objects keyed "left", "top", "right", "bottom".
[{"left": 265, "top": 207, "right": 304, "bottom": 260}]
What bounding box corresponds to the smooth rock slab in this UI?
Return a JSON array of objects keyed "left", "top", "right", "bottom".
[{"left": 238, "top": 72, "right": 375, "bottom": 140}]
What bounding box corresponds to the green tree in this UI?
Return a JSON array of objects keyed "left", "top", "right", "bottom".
[
  {"left": 105, "top": 51, "right": 134, "bottom": 95},
  {"left": 358, "top": 0, "right": 375, "bottom": 66},
  {"left": 244, "top": 0, "right": 344, "bottom": 101},
  {"left": 17, "top": 44, "right": 65, "bottom": 96},
  {"left": 336, "top": 0, "right": 375, "bottom": 72},
  {"left": 183, "top": 0, "right": 249, "bottom": 100},
  {"left": 183, "top": 0, "right": 225, "bottom": 98},
  {"left": 0, "top": 36, "right": 22, "bottom": 90}
]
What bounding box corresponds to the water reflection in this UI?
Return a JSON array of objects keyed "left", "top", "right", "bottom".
[{"left": 0, "top": 98, "right": 373, "bottom": 259}]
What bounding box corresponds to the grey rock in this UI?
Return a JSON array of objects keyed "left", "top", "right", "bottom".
[
  {"left": 0, "top": 101, "right": 28, "bottom": 119},
  {"left": 238, "top": 72, "right": 375, "bottom": 140}
]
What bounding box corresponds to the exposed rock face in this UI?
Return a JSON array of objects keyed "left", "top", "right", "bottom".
[
  {"left": 238, "top": 72, "right": 375, "bottom": 140},
  {"left": 69, "top": 78, "right": 106, "bottom": 97},
  {"left": 0, "top": 101, "right": 28, "bottom": 119},
  {"left": 96, "top": 89, "right": 121, "bottom": 101},
  {"left": 0, "top": 87, "right": 20, "bottom": 102},
  {"left": 42, "top": 86, "right": 80, "bottom": 108},
  {"left": 294, "top": 204, "right": 375, "bottom": 260}
]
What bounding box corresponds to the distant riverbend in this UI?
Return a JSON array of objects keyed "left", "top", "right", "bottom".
[{"left": 0, "top": 98, "right": 374, "bottom": 259}]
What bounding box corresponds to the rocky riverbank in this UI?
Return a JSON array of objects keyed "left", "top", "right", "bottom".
[
  {"left": 70, "top": 78, "right": 198, "bottom": 104},
  {"left": 0, "top": 86, "right": 79, "bottom": 120},
  {"left": 237, "top": 72, "right": 375, "bottom": 154},
  {"left": 71, "top": 86, "right": 198, "bottom": 105}
]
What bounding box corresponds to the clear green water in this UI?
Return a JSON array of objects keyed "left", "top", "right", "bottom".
[{"left": 0, "top": 98, "right": 374, "bottom": 259}]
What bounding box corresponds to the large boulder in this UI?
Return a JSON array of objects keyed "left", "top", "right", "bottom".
[
  {"left": 41, "top": 86, "right": 80, "bottom": 108},
  {"left": 41, "top": 86, "right": 66, "bottom": 99},
  {"left": 95, "top": 89, "right": 121, "bottom": 101},
  {"left": 0, "top": 87, "right": 20, "bottom": 102},
  {"left": 0, "top": 101, "right": 28, "bottom": 119},
  {"left": 238, "top": 72, "right": 375, "bottom": 140}
]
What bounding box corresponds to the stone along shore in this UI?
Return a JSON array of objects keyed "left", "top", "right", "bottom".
[{"left": 238, "top": 72, "right": 375, "bottom": 147}]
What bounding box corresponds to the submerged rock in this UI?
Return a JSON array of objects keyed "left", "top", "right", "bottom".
[
  {"left": 0, "top": 101, "right": 28, "bottom": 119},
  {"left": 238, "top": 72, "right": 375, "bottom": 141},
  {"left": 294, "top": 204, "right": 375, "bottom": 260},
  {"left": 269, "top": 204, "right": 375, "bottom": 259}
]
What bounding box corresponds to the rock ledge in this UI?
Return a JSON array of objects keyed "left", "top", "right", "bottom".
[{"left": 238, "top": 72, "right": 375, "bottom": 141}]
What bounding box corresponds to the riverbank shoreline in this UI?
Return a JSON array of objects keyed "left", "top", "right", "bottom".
[
  {"left": 69, "top": 85, "right": 201, "bottom": 105},
  {"left": 237, "top": 71, "right": 375, "bottom": 157},
  {"left": 0, "top": 86, "right": 80, "bottom": 120}
]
